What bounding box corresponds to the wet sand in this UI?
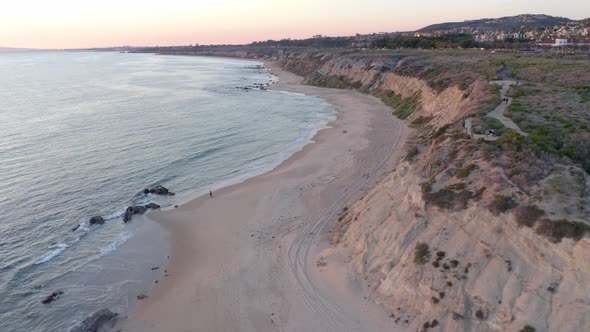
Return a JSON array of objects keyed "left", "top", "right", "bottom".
[{"left": 115, "top": 61, "right": 407, "bottom": 331}]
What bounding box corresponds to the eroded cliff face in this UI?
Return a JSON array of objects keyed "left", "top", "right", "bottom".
[
  {"left": 274, "top": 50, "right": 589, "bottom": 331},
  {"left": 335, "top": 158, "right": 589, "bottom": 331},
  {"left": 277, "top": 52, "right": 487, "bottom": 130},
  {"left": 280, "top": 51, "right": 590, "bottom": 331}
]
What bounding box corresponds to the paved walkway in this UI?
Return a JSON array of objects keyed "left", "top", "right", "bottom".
[{"left": 465, "top": 78, "right": 527, "bottom": 140}]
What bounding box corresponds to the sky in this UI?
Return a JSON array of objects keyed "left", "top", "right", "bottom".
[{"left": 1, "top": 0, "right": 588, "bottom": 49}]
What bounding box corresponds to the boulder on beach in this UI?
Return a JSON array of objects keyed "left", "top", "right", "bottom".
[
  {"left": 147, "top": 185, "right": 172, "bottom": 195},
  {"left": 69, "top": 308, "right": 118, "bottom": 332},
  {"left": 41, "top": 290, "right": 63, "bottom": 304},
  {"left": 144, "top": 203, "right": 161, "bottom": 210},
  {"left": 123, "top": 205, "right": 149, "bottom": 223},
  {"left": 89, "top": 216, "right": 105, "bottom": 225}
]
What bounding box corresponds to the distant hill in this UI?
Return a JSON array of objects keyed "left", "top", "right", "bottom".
[
  {"left": 418, "top": 14, "right": 572, "bottom": 32},
  {"left": 0, "top": 47, "right": 37, "bottom": 52}
]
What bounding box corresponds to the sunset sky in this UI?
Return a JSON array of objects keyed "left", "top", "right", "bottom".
[{"left": 1, "top": 0, "right": 588, "bottom": 49}]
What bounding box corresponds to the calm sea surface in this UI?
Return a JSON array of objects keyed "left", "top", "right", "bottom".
[{"left": 0, "top": 51, "right": 335, "bottom": 331}]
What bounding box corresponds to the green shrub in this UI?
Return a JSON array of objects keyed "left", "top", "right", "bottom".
[
  {"left": 434, "top": 124, "right": 450, "bottom": 138},
  {"left": 509, "top": 86, "right": 528, "bottom": 98},
  {"left": 455, "top": 165, "right": 477, "bottom": 179},
  {"left": 351, "top": 80, "right": 363, "bottom": 89},
  {"left": 520, "top": 325, "right": 536, "bottom": 332},
  {"left": 414, "top": 242, "right": 431, "bottom": 265},
  {"left": 475, "top": 309, "right": 486, "bottom": 320},
  {"left": 380, "top": 90, "right": 420, "bottom": 119},
  {"left": 447, "top": 182, "right": 466, "bottom": 191},
  {"left": 425, "top": 188, "right": 473, "bottom": 211},
  {"left": 420, "top": 179, "right": 436, "bottom": 195},
  {"left": 513, "top": 205, "right": 545, "bottom": 227},
  {"left": 535, "top": 219, "right": 590, "bottom": 242},
  {"left": 487, "top": 195, "right": 518, "bottom": 216},
  {"left": 411, "top": 116, "right": 433, "bottom": 126},
  {"left": 404, "top": 146, "right": 419, "bottom": 162}
]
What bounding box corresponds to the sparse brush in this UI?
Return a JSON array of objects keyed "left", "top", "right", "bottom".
[
  {"left": 487, "top": 195, "right": 518, "bottom": 216},
  {"left": 513, "top": 205, "right": 545, "bottom": 227},
  {"left": 455, "top": 164, "right": 477, "bottom": 179},
  {"left": 535, "top": 219, "right": 590, "bottom": 243},
  {"left": 414, "top": 242, "right": 431, "bottom": 265}
]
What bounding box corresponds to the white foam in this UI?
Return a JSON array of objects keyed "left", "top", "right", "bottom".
[
  {"left": 48, "top": 242, "right": 68, "bottom": 249},
  {"left": 100, "top": 232, "right": 134, "bottom": 256},
  {"left": 104, "top": 208, "right": 127, "bottom": 220},
  {"left": 34, "top": 244, "right": 68, "bottom": 265}
]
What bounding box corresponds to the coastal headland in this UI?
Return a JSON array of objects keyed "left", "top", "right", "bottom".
[{"left": 108, "top": 47, "right": 590, "bottom": 331}]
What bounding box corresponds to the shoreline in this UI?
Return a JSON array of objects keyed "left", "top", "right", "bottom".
[{"left": 115, "top": 59, "right": 407, "bottom": 331}]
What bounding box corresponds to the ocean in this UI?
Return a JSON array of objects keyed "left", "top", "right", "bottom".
[{"left": 0, "top": 51, "right": 335, "bottom": 331}]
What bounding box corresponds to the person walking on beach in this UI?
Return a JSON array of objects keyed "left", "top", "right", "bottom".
[{"left": 209, "top": 190, "right": 213, "bottom": 197}]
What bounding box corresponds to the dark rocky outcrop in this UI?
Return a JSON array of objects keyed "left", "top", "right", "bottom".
[
  {"left": 123, "top": 206, "right": 146, "bottom": 223},
  {"left": 123, "top": 203, "right": 160, "bottom": 222},
  {"left": 69, "top": 309, "right": 118, "bottom": 332},
  {"left": 89, "top": 216, "right": 105, "bottom": 225},
  {"left": 144, "top": 203, "right": 161, "bottom": 210},
  {"left": 72, "top": 225, "right": 81, "bottom": 232},
  {"left": 41, "top": 290, "right": 63, "bottom": 304},
  {"left": 145, "top": 185, "right": 174, "bottom": 196}
]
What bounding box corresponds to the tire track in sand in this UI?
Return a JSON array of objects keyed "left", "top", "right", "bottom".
[{"left": 287, "top": 102, "right": 405, "bottom": 331}]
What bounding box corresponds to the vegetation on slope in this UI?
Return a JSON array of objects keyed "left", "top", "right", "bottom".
[{"left": 503, "top": 56, "right": 590, "bottom": 172}]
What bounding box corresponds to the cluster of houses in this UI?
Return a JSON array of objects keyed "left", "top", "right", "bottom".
[
  {"left": 479, "top": 23, "right": 590, "bottom": 47},
  {"left": 536, "top": 38, "right": 590, "bottom": 47},
  {"left": 416, "top": 18, "right": 590, "bottom": 48}
]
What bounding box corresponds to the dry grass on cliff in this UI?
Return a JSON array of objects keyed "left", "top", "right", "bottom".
[
  {"left": 390, "top": 50, "right": 504, "bottom": 92},
  {"left": 513, "top": 205, "right": 545, "bottom": 227},
  {"left": 535, "top": 219, "right": 590, "bottom": 242},
  {"left": 499, "top": 55, "right": 590, "bottom": 173},
  {"left": 379, "top": 90, "right": 421, "bottom": 119}
]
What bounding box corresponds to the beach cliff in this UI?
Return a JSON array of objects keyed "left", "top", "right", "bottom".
[{"left": 272, "top": 50, "right": 590, "bottom": 331}]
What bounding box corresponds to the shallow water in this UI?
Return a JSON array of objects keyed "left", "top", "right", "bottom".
[{"left": 0, "top": 51, "right": 335, "bottom": 331}]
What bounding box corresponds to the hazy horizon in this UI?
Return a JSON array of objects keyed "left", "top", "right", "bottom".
[{"left": 1, "top": 0, "right": 589, "bottom": 49}]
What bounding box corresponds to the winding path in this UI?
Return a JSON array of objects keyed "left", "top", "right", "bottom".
[{"left": 465, "top": 68, "right": 527, "bottom": 140}]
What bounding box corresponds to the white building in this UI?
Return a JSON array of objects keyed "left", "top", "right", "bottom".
[{"left": 554, "top": 38, "right": 569, "bottom": 46}]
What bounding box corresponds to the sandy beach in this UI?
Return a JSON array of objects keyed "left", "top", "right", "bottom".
[{"left": 115, "top": 61, "right": 407, "bottom": 331}]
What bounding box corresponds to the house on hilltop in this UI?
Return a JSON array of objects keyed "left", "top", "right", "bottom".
[
  {"left": 555, "top": 38, "right": 569, "bottom": 46},
  {"left": 536, "top": 38, "right": 570, "bottom": 47}
]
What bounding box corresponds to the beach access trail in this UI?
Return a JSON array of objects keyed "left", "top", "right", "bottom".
[
  {"left": 465, "top": 65, "right": 527, "bottom": 141},
  {"left": 116, "top": 62, "right": 407, "bottom": 331}
]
